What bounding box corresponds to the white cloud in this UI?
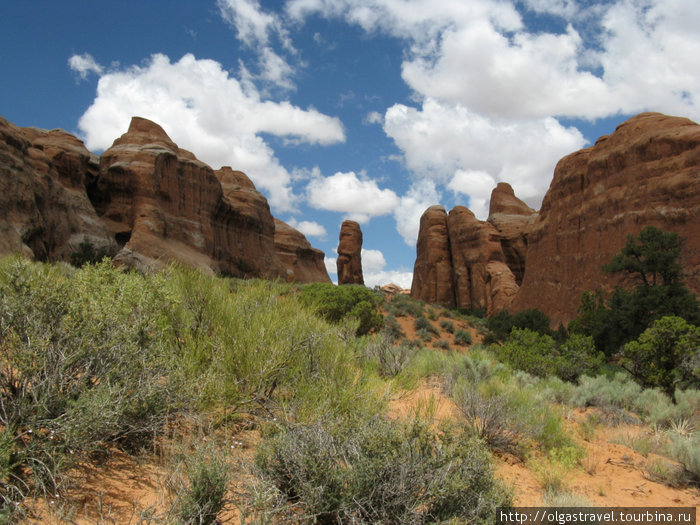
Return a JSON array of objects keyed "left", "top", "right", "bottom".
[
  {"left": 384, "top": 99, "right": 584, "bottom": 211},
  {"left": 76, "top": 53, "right": 345, "bottom": 212},
  {"left": 447, "top": 170, "right": 497, "bottom": 219},
  {"left": 306, "top": 171, "right": 400, "bottom": 223},
  {"left": 218, "top": 0, "right": 298, "bottom": 89},
  {"left": 393, "top": 179, "right": 441, "bottom": 246},
  {"left": 324, "top": 256, "right": 337, "bottom": 278},
  {"left": 364, "top": 111, "right": 383, "bottom": 125},
  {"left": 286, "top": 218, "right": 328, "bottom": 238},
  {"left": 68, "top": 53, "right": 103, "bottom": 80},
  {"left": 358, "top": 248, "right": 412, "bottom": 288},
  {"left": 361, "top": 248, "right": 386, "bottom": 273}
]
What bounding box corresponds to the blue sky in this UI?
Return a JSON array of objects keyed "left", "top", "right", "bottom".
[{"left": 2, "top": 0, "right": 699, "bottom": 287}]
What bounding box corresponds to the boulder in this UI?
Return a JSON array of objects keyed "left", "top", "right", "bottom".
[
  {"left": 511, "top": 112, "right": 700, "bottom": 326},
  {"left": 337, "top": 220, "right": 364, "bottom": 285},
  {"left": 274, "top": 218, "right": 331, "bottom": 283}
]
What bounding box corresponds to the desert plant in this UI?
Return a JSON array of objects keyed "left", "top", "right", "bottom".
[
  {"left": 453, "top": 329, "right": 473, "bottom": 346},
  {"left": 439, "top": 319, "right": 455, "bottom": 333},
  {"left": 434, "top": 339, "right": 451, "bottom": 351},
  {"left": 170, "top": 442, "right": 230, "bottom": 525},
  {"left": 363, "top": 330, "right": 417, "bottom": 377},
  {"left": 299, "top": 282, "right": 384, "bottom": 336},
  {"left": 485, "top": 308, "right": 552, "bottom": 344},
  {"left": 255, "top": 417, "right": 512, "bottom": 524}
]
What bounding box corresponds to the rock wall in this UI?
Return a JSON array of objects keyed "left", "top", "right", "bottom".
[
  {"left": 0, "top": 114, "right": 330, "bottom": 283},
  {"left": 410, "top": 201, "right": 523, "bottom": 314},
  {"left": 0, "top": 116, "right": 116, "bottom": 260},
  {"left": 337, "top": 220, "right": 364, "bottom": 285},
  {"left": 274, "top": 218, "right": 331, "bottom": 283},
  {"left": 511, "top": 112, "right": 700, "bottom": 326}
]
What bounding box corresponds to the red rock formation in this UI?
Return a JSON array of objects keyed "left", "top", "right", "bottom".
[
  {"left": 448, "top": 206, "right": 519, "bottom": 312},
  {"left": 411, "top": 205, "right": 455, "bottom": 306},
  {"left": 487, "top": 182, "right": 537, "bottom": 285},
  {"left": 274, "top": 218, "right": 331, "bottom": 283},
  {"left": 410, "top": 204, "right": 519, "bottom": 313},
  {"left": 0, "top": 116, "right": 116, "bottom": 260},
  {"left": 94, "top": 117, "right": 286, "bottom": 277},
  {"left": 511, "top": 112, "right": 700, "bottom": 326},
  {"left": 337, "top": 220, "right": 364, "bottom": 285}
]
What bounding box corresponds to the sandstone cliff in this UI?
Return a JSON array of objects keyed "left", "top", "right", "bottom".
[
  {"left": 337, "top": 220, "right": 364, "bottom": 285},
  {"left": 511, "top": 112, "right": 700, "bottom": 326},
  {"left": 274, "top": 218, "right": 331, "bottom": 283},
  {"left": 0, "top": 115, "right": 330, "bottom": 283},
  {"left": 410, "top": 203, "right": 521, "bottom": 313},
  {"left": 0, "top": 116, "right": 116, "bottom": 260}
]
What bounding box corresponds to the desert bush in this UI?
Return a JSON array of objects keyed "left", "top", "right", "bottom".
[
  {"left": 386, "top": 294, "right": 425, "bottom": 318},
  {"left": 170, "top": 442, "right": 230, "bottom": 525},
  {"left": 0, "top": 257, "right": 181, "bottom": 499},
  {"left": 363, "top": 330, "right": 417, "bottom": 377},
  {"left": 439, "top": 319, "right": 455, "bottom": 333},
  {"left": 413, "top": 315, "right": 438, "bottom": 335},
  {"left": 299, "top": 283, "right": 384, "bottom": 336},
  {"left": 434, "top": 339, "right": 451, "bottom": 351},
  {"left": 485, "top": 308, "right": 552, "bottom": 344},
  {"left": 666, "top": 433, "right": 700, "bottom": 484},
  {"left": 255, "top": 417, "right": 511, "bottom": 524},
  {"left": 383, "top": 314, "right": 405, "bottom": 340},
  {"left": 453, "top": 329, "right": 473, "bottom": 346},
  {"left": 494, "top": 329, "right": 603, "bottom": 381},
  {"left": 622, "top": 315, "right": 700, "bottom": 398}
]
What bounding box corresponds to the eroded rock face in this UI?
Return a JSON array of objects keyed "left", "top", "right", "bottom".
[
  {"left": 511, "top": 112, "right": 700, "bottom": 326},
  {"left": 94, "top": 117, "right": 286, "bottom": 277},
  {"left": 410, "top": 205, "right": 455, "bottom": 306},
  {"left": 337, "top": 220, "right": 364, "bottom": 285},
  {"left": 487, "top": 182, "right": 537, "bottom": 285},
  {"left": 410, "top": 204, "right": 519, "bottom": 313},
  {"left": 0, "top": 116, "right": 116, "bottom": 261},
  {"left": 274, "top": 219, "right": 331, "bottom": 283},
  {"left": 448, "top": 206, "right": 519, "bottom": 313}
]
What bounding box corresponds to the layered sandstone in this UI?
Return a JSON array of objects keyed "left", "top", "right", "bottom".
[
  {"left": 511, "top": 112, "right": 700, "bottom": 325},
  {"left": 274, "top": 219, "right": 331, "bottom": 283},
  {"left": 337, "top": 220, "right": 364, "bottom": 285},
  {"left": 0, "top": 116, "right": 116, "bottom": 261},
  {"left": 410, "top": 204, "right": 519, "bottom": 313},
  {"left": 487, "top": 182, "right": 537, "bottom": 285},
  {"left": 0, "top": 114, "right": 329, "bottom": 284},
  {"left": 93, "top": 117, "right": 287, "bottom": 277}
]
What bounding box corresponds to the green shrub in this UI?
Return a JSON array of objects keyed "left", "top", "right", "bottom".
[
  {"left": 494, "top": 329, "right": 603, "bottom": 381},
  {"left": 666, "top": 433, "right": 700, "bottom": 484},
  {"left": 387, "top": 294, "right": 425, "bottom": 318},
  {"left": 255, "top": 417, "right": 511, "bottom": 524},
  {"left": 170, "top": 442, "right": 230, "bottom": 525},
  {"left": 439, "top": 319, "right": 455, "bottom": 333},
  {"left": 384, "top": 314, "right": 405, "bottom": 340},
  {"left": 299, "top": 283, "right": 384, "bottom": 336},
  {"left": 363, "top": 330, "right": 417, "bottom": 378},
  {"left": 414, "top": 315, "right": 438, "bottom": 336},
  {"left": 453, "top": 329, "right": 473, "bottom": 346},
  {"left": 622, "top": 316, "right": 700, "bottom": 398},
  {"left": 485, "top": 309, "right": 552, "bottom": 344},
  {"left": 0, "top": 257, "right": 180, "bottom": 499},
  {"left": 434, "top": 340, "right": 451, "bottom": 351}
]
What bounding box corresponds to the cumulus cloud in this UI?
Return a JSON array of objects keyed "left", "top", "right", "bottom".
[
  {"left": 218, "top": 0, "right": 298, "bottom": 89},
  {"left": 447, "top": 170, "right": 497, "bottom": 219},
  {"left": 360, "top": 248, "right": 413, "bottom": 288},
  {"left": 393, "top": 179, "right": 441, "bottom": 246},
  {"left": 76, "top": 53, "right": 344, "bottom": 212},
  {"left": 68, "top": 53, "right": 103, "bottom": 80},
  {"left": 285, "top": 0, "right": 700, "bottom": 219},
  {"left": 306, "top": 171, "right": 400, "bottom": 223},
  {"left": 286, "top": 217, "right": 328, "bottom": 238},
  {"left": 384, "top": 99, "right": 584, "bottom": 211}
]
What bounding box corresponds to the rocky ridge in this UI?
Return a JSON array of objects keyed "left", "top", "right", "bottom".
[
  {"left": 0, "top": 115, "right": 330, "bottom": 283},
  {"left": 412, "top": 112, "right": 699, "bottom": 325}
]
